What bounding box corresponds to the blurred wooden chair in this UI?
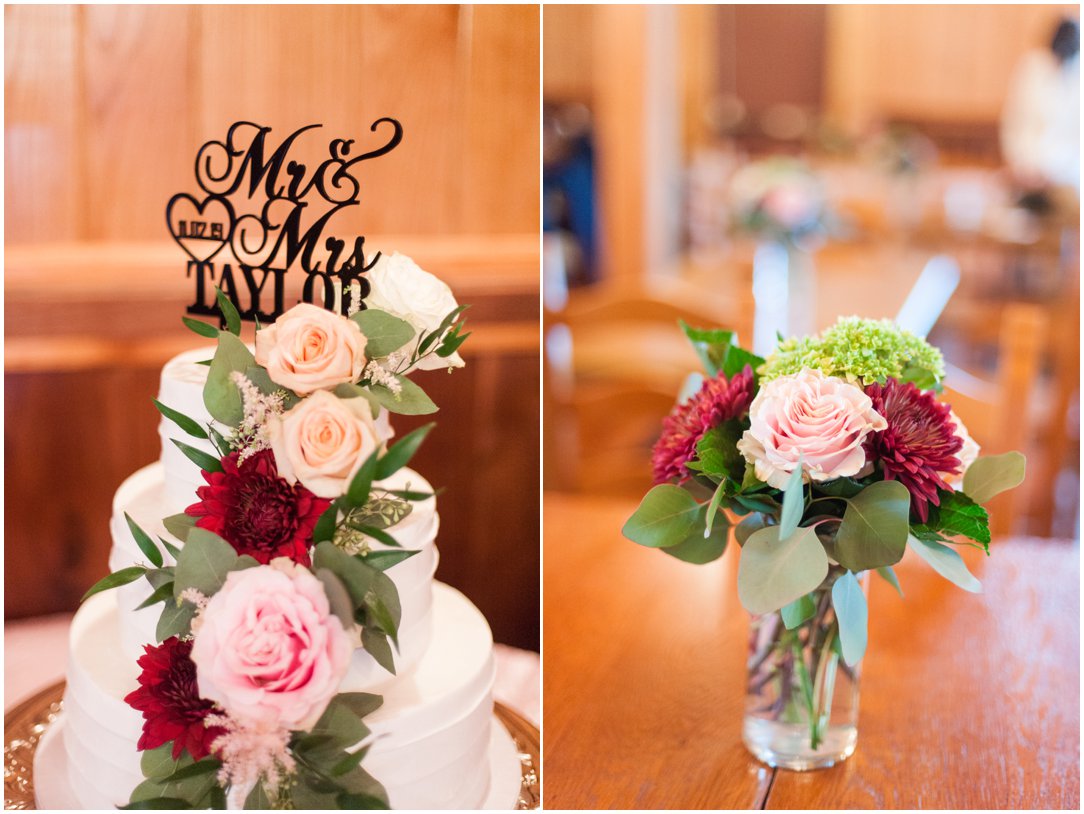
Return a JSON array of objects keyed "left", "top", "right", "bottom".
[{"left": 941, "top": 302, "right": 1046, "bottom": 538}]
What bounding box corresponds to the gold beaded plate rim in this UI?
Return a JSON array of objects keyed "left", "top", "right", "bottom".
[{"left": 4, "top": 680, "right": 541, "bottom": 810}]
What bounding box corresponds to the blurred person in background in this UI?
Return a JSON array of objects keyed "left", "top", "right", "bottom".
[{"left": 1000, "top": 17, "right": 1080, "bottom": 198}]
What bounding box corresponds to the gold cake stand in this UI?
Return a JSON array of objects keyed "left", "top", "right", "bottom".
[{"left": 4, "top": 681, "right": 540, "bottom": 810}]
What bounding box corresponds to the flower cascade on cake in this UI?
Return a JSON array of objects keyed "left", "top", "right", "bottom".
[
  {"left": 624, "top": 317, "right": 1026, "bottom": 752},
  {"left": 83, "top": 262, "right": 470, "bottom": 809}
]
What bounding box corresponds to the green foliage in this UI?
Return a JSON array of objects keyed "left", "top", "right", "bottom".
[
  {"left": 833, "top": 480, "right": 910, "bottom": 571},
  {"left": 778, "top": 466, "right": 805, "bottom": 540},
  {"left": 125, "top": 513, "right": 164, "bottom": 568},
  {"left": 135, "top": 582, "right": 176, "bottom": 611},
  {"left": 343, "top": 496, "right": 413, "bottom": 532},
  {"left": 171, "top": 440, "right": 223, "bottom": 474},
  {"left": 181, "top": 317, "right": 219, "bottom": 339},
  {"left": 152, "top": 399, "right": 209, "bottom": 440},
  {"left": 359, "top": 549, "right": 421, "bottom": 571},
  {"left": 315, "top": 568, "right": 357, "bottom": 628},
  {"left": 204, "top": 332, "right": 255, "bottom": 425},
  {"left": 173, "top": 528, "right": 255, "bottom": 598},
  {"left": 621, "top": 485, "right": 701, "bottom": 548},
  {"left": 127, "top": 754, "right": 220, "bottom": 809},
  {"left": 162, "top": 513, "right": 197, "bottom": 543},
  {"left": 737, "top": 525, "right": 829, "bottom": 614},
  {"left": 345, "top": 450, "right": 381, "bottom": 508},
  {"left": 963, "top": 451, "right": 1026, "bottom": 505},
  {"left": 81, "top": 566, "right": 146, "bottom": 602},
  {"left": 156, "top": 600, "right": 197, "bottom": 643},
  {"left": 244, "top": 366, "right": 300, "bottom": 410},
  {"left": 375, "top": 423, "right": 434, "bottom": 480},
  {"left": 661, "top": 507, "right": 729, "bottom": 564},
  {"left": 915, "top": 491, "right": 991, "bottom": 550},
  {"left": 418, "top": 305, "right": 469, "bottom": 356},
  {"left": 679, "top": 321, "right": 734, "bottom": 376},
  {"left": 214, "top": 287, "right": 242, "bottom": 336},
  {"left": 781, "top": 594, "right": 816, "bottom": 629},
  {"left": 730, "top": 493, "right": 780, "bottom": 515},
  {"left": 704, "top": 480, "right": 727, "bottom": 537},
  {"left": 831, "top": 571, "right": 868, "bottom": 666},
  {"left": 907, "top": 534, "right": 981, "bottom": 593},
  {"left": 687, "top": 421, "right": 746, "bottom": 482},
  {"left": 813, "top": 477, "right": 866, "bottom": 498},
  {"left": 243, "top": 783, "right": 272, "bottom": 810},
  {"left": 366, "top": 376, "right": 438, "bottom": 415},
  {"left": 734, "top": 513, "right": 771, "bottom": 546},
  {"left": 876, "top": 565, "right": 904, "bottom": 598},
  {"left": 351, "top": 309, "right": 415, "bottom": 358}
]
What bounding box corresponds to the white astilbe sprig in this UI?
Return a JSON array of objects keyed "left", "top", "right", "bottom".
[
  {"left": 179, "top": 587, "right": 209, "bottom": 636},
  {"left": 230, "top": 371, "right": 286, "bottom": 462},
  {"left": 363, "top": 358, "right": 402, "bottom": 395},
  {"left": 206, "top": 714, "right": 296, "bottom": 808}
]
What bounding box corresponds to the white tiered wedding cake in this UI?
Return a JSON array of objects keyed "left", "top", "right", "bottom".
[{"left": 35, "top": 254, "right": 521, "bottom": 810}]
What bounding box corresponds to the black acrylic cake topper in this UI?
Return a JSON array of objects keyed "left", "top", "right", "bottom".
[{"left": 167, "top": 119, "right": 403, "bottom": 325}]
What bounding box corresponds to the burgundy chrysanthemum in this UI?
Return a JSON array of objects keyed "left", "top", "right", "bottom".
[
  {"left": 864, "top": 378, "right": 963, "bottom": 522},
  {"left": 651, "top": 366, "right": 756, "bottom": 484},
  {"left": 185, "top": 449, "right": 330, "bottom": 566},
  {"left": 123, "top": 637, "right": 223, "bottom": 760}
]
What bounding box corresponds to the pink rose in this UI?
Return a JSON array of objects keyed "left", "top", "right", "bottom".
[
  {"left": 255, "top": 303, "right": 367, "bottom": 394},
  {"left": 190, "top": 559, "right": 352, "bottom": 731},
  {"left": 762, "top": 185, "right": 819, "bottom": 230},
  {"left": 737, "top": 368, "right": 888, "bottom": 488},
  {"left": 268, "top": 389, "right": 383, "bottom": 498}
]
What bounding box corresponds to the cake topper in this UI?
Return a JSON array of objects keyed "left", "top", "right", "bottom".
[{"left": 167, "top": 119, "right": 403, "bottom": 325}]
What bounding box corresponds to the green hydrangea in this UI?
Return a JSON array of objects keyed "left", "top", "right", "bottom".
[{"left": 758, "top": 317, "right": 945, "bottom": 389}]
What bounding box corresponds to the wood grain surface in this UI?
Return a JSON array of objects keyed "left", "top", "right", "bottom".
[{"left": 543, "top": 493, "right": 1080, "bottom": 810}]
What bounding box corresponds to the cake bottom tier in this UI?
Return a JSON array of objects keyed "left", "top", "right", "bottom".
[{"left": 61, "top": 582, "right": 496, "bottom": 809}]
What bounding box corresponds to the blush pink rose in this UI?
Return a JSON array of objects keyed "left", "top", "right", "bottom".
[
  {"left": 737, "top": 368, "right": 888, "bottom": 488},
  {"left": 267, "top": 389, "right": 384, "bottom": 499},
  {"left": 255, "top": 303, "right": 367, "bottom": 394},
  {"left": 190, "top": 559, "right": 352, "bottom": 731}
]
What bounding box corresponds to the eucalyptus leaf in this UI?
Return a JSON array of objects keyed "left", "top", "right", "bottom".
[
  {"left": 734, "top": 513, "right": 771, "bottom": 546},
  {"left": 351, "top": 309, "right": 415, "bottom": 358},
  {"left": 737, "top": 525, "right": 829, "bottom": 614},
  {"left": 367, "top": 377, "right": 438, "bottom": 416},
  {"left": 781, "top": 594, "right": 816, "bottom": 629},
  {"left": 907, "top": 534, "right": 982, "bottom": 593},
  {"left": 313, "top": 542, "right": 376, "bottom": 606},
  {"left": 243, "top": 366, "right": 300, "bottom": 410},
  {"left": 204, "top": 332, "right": 255, "bottom": 425},
  {"left": 963, "top": 451, "right": 1026, "bottom": 505},
  {"left": 831, "top": 571, "right": 868, "bottom": 666},
  {"left": 140, "top": 743, "right": 193, "bottom": 780},
  {"left": 731, "top": 494, "right": 780, "bottom": 515},
  {"left": 778, "top": 466, "right": 805, "bottom": 540},
  {"left": 156, "top": 599, "right": 197, "bottom": 642},
  {"left": 661, "top": 508, "right": 729, "bottom": 564},
  {"left": 834, "top": 480, "right": 910, "bottom": 571},
  {"left": 814, "top": 477, "right": 866, "bottom": 498},
  {"left": 361, "top": 627, "right": 396, "bottom": 674},
  {"left": 244, "top": 783, "right": 271, "bottom": 810},
  {"left": 876, "top": 565, "right": 904, "bottom": 598},
  {"left": 315, "top": 568, "right": 357, "bottom": 629},
  {"left": 359, "top": 549, "right": 421, "bottom": 571},
  {"left": 621, "top": 485, "right": 701, "bottom": 548},
  {"left": 120, "top": 798, "right": 196, "bottom": 810},
  {"left": 162, "top": 512, "right": 197, "bottom": 543},
  {"left": 173, "top": 528, "right": 238, "bottom": 598}
]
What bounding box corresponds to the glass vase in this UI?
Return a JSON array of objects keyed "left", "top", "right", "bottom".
[{"left": 742, "top": 567, "right": 868, "bottom": 770}]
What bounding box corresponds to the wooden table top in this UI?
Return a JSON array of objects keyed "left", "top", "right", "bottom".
[{"left": 542, "top": 492, "right": 1080, "bottom": 810}]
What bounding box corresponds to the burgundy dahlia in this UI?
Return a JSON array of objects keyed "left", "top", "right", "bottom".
[
  {"left": 864, "top": 378, "right": 963, "bottom": 522},
  {"left": 652, "top": 365, "right": 756, "bottom": 484},
  {"left": 124, "top": 637, "right": 223, "bottom": 760},
  {"left": 185, "top": 449, "right": 329, "bottom": 566}
]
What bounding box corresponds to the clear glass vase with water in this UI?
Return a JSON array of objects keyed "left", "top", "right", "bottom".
[{"left": 742, "top": 567, "right": 867, "bottom": 770}]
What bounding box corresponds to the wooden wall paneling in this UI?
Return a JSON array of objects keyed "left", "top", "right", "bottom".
[
  {"left": 197, "top": 4, "right": 462, "bottom": 237},
  {"left": 81, "top": 4, "right": 196, "bottom": 241},
  {"left": 541, "top": 4, "right": 594, "bottom": 106},
  {"left": 461, "top": 4, "right": 540, "bottom": 234},
  {"left": 4, "top": 4, "right": 81, "bottom": 243}
]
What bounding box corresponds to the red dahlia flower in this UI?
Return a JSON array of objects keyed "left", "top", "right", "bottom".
[
  {"left": 123, "top": 637, "right": 223, "bottom": 760},
  {"left": 185, "top": 450, "right": 330, "bottom": 566},
  {"left": 652, "top": 366, "right": 756, "bottom": 484},
  {"left": 864, "top": 378, "right": 963, "bottom": 522}
]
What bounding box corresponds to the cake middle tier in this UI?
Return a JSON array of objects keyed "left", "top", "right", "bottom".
[{"left": 109, "top": 461, "right": 440, "bottom": 688}]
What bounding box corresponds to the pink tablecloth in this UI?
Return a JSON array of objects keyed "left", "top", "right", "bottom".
[{"left": 4, "top": 613, "right": 540, "bottom": 726}]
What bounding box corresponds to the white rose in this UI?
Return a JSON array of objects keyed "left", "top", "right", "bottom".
[
  {"left": 737, "top": 368, "right": 888, "bottom": 488},
  {"left": 365, "top": 252, "right": 464, "bottom": 371},
  {"left": 940, "top": 409, "right": 980, "bottom": 487},
  {"left": 255, "top": 302, "right": 367, "bottom": 395},
  {"left": 268, "top": 390, "right": 383, "bottom": 498}
]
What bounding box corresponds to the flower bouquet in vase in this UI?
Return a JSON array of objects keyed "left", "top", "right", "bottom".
[{"left": 622, "top": 317, "right": 1026, "bottom": 770}]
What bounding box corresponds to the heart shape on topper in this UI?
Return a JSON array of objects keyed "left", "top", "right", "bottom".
[{"left": 166, "top": 194, "right": 235, "bottom": 264}]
